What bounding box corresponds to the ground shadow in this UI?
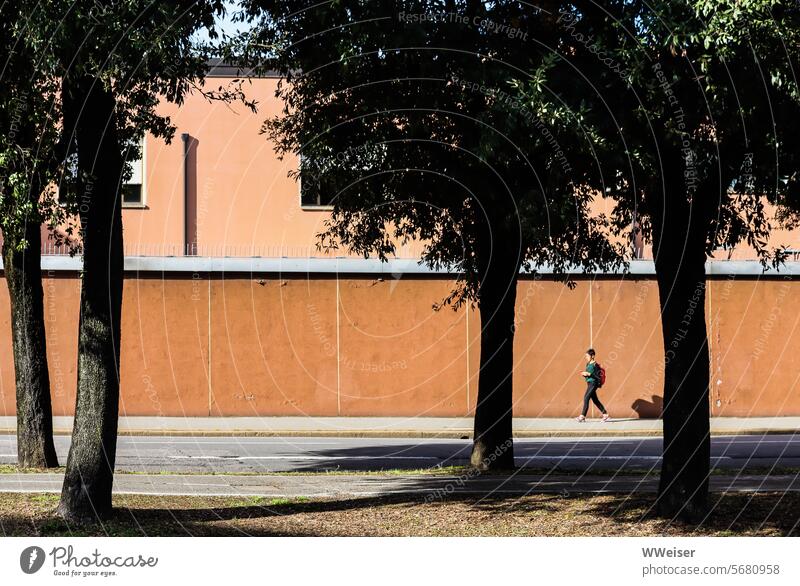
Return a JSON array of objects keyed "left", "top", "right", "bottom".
[
  {"left": 583, "top": 491, "right": 800, "bottom": 536},
  {"left": 3, "top": 489, "right": 798, "bottom": 537},
  {"left": 277, "top": 440, "right": 665, "bottom": 475}
]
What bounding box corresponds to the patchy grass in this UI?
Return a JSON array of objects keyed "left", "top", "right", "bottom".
[
  {"left": 112, "top": 466, "right": 473, "bottom": 477},
  {"left": 0, "top": 491, "right": 798, "bottom": 537},
  {"left": 114, "top": 466, "right": 800, "bottom": 477},
  {"left": 28, "top": 494, "right": 60, "bottom": 504},
  {"left": 0, "top": 464, "right": 472, "bottom": 476},
  {"left": 241, "top": 496, "right": 311, "bottom": 507},
  {"left": 0, "top": 464, "right": 65, "bottom": 474}
]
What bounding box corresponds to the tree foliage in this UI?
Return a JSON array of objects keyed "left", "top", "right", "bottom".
[
  {"left": 549, "top": 0, "right": 800, "bottom": 262},
  {"left": 239, "top": 0, "right": 630, "bottom": 471},
  {"left": 7, "top": 0, "right": 253, "bottom": 523},
  {"left": 240, "top": 0, "right": 625, "bottom": 307},
  {"left": 533, "top": 0, "right": 800, "bottom": 519},
  {"left": 0, "top": 2, "right": 65, "bottom": 247}
]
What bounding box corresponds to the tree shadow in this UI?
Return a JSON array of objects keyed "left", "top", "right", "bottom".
[
  {"left": 4, "top": 487, "right": 797, "bottom": 536},
  {"left": 6, "top": 440, "right": 797, "bottom": 536},
  {"left": 582, "top": 491, "right": 800, "bottom": 536},
  {"left": 632, "top": 395, "right": 664, "bottom": 419},
  {"left": 275, "top": 440, "right": 664, "bottom": 475}
]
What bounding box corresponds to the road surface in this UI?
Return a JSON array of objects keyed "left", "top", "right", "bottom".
[{"left": 2, "top": 434, "right": 800, "bottom": 474}]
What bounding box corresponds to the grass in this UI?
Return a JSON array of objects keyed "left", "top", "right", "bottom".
[
  {"left": 1, "top": 490, "right": 798, "bottom": 537},
  {"left": 114, "top": 465, "right": 473, "bottom": 477},
  {"left": 0, "top": 464, "right": 66, "bottom": 474},
  {"left": 0, "top": 464, "right": 470, "bottom": 476}
]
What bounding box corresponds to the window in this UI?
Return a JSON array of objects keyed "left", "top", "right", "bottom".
[
  {"left": 57, "top": 152, "right": 79, "bottom": 206},
  {"left": 299, "top": 154, "right": 336, "bottom": 208},
  {"left": 299, "top": 144, "right": 387, "bottom": 209},
  {"left": 122, "top": 139, "right": 145, "bottom": 207}
]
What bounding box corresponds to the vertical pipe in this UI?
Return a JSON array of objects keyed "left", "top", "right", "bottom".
[{"left": 181, "top": 132, "right": 190, "bottom": 256}]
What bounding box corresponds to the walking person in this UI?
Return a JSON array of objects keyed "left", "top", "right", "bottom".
[{"left": 576, "top": 348, "right": 610, "bottom": 422}]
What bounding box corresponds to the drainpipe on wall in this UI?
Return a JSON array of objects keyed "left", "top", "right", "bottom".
[{"left": 181, "top": 132, "right": 191, "bottom": 256}]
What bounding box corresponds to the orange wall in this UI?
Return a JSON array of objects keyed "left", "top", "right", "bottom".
[
  {"left": 1, "top": 272, "right": 798, "bottom": 419},
  {"left": 124, "top": 76, "right": 333, "bottom": 257},
  {"left": 124, "top": 76, "right": 800, "bottom": 261}
]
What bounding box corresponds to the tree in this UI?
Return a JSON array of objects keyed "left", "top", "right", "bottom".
[
  {"left": 21, "top": 0, "right": 243, "bottom": 523},
  {"left": 546, "top": 0, "right": 800, "bottom": 520},
  {"left": 0, "top": 2, "right": 66, "bottom": 469},
  {"left": 241, "top": 0, "right": 623, "bottom": 469}
]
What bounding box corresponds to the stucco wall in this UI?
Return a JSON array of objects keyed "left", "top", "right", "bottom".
[
  {"left": 124, "top": 76, "right": 334, "bottom": 257},
  {"left": 0, "top": 271, "right": 798, "bottom": 419},
  {"left": 111, "top": 75, "right": 800, "bottom": 261}
]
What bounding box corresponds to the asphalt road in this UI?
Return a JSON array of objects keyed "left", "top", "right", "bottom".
[{"left": 2, "top": 434, "right": 800, "bottom": 474}]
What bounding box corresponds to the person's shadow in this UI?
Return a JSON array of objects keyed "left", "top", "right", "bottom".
[{"left": 631, "top": 395, "right": 663, "bottom": 419}]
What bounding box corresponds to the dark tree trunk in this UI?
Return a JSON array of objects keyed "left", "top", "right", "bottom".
[
  {"left": 57, "top": 77, "right": 124, "bottom": 524},
  {"left": 652, "top": 202, "right": 711, "bottom": 521},
  {"left": 2, "top": 221, "right": 58, "bottom": 469},
  {"left": 470, "top": 224, "right": 520, "bottom": 471}
]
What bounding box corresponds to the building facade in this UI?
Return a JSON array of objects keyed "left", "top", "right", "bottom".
[{"left": 2, "top": 65, "right": 800, "bottom": 420}]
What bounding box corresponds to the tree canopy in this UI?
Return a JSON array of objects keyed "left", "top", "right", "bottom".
[
  {"left": 6, "top": 0, "right": 253, "bottom": 523},
  {"left": 528, "top": 0, "right": 800, "bottom": 519},
  {"left": 239, "top": 0, "right": 630, "bottom": 470},
  {"left": 241, "top": 0, "right": 625, "bottom": 306},
  {"left": 240, "top": 0, "right": 800, "bottom": 511}
]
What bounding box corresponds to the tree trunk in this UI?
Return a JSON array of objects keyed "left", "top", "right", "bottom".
[
  {"left": 470, "top": 228, "right": 520, "bottom": 471},
  {"left": 2, "top": 222, "right": 58, "bottom": 469},
  {"left": 57, "top": 77, "right": 124, "bottom": 524},
  {"left": 653, "top": 233, "right": 711, "bottom": 521}
]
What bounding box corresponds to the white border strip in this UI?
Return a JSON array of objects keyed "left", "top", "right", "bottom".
[{"left": 9, "top": 256, "right": 800, "bottom": 276}]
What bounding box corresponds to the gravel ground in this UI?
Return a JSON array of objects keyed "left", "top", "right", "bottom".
[{"left": 1, "top": 491, "right": 799, "bottom": 537}]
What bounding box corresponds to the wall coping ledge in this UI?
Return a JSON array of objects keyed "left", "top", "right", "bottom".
[{"left": 1, "top": 256, "right": 793, "bottom": 276}]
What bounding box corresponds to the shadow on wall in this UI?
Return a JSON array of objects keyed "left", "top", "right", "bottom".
[{"left": 631, "top": 395, "right": 663, "bottom": 419}]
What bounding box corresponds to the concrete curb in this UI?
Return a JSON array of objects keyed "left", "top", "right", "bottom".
[{"left": 1, "top": 416, "right": 797, "bottom": 438}]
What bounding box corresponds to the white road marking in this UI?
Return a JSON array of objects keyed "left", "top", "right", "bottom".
[
  {"left": 161, "top": 454, "right": 733, "bottom": 461},
  {"left": 1, "top": 453, "right": 739, "bottom": 462},
  {"left": 165, "top": 455, "right": 440, "bottom": 460},
  {"left": 0, "top": 480, "right": 62, "bottom": 484},
  {"left": 712, "top": 440, "right": 800, "bottom": 444},
  {"left": 518, "top": 455, "right": 732, "bottom": 460},
  {"left": 121, "top": 440, "right": 343, "bottom": 445}
]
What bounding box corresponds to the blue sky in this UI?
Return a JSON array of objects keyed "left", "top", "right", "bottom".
[{"left": 193, "top": 1, "right": 251, "bottom": 44}]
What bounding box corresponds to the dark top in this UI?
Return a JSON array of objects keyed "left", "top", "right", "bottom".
[{"left": 584, "top": 361, "right": 599, "bottom": 384}]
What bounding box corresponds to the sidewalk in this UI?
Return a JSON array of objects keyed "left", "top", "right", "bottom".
[
  {"left": 2, "top": 471, "right": 799, "bottom": 497},
  {"left": 1, "top": 416, "right": 798, "bottom": 437}
]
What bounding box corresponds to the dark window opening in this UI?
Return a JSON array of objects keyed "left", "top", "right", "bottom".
[
  {"left": 122, "top": 184, "right": 143, "bottom": 205},
  {"left": 299, "top": 155, "right": 336, "bottom": 208}
]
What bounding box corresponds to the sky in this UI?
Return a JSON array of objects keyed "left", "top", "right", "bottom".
[{"left": 192, "top": 1, "right": 251, "bottom": 45}]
